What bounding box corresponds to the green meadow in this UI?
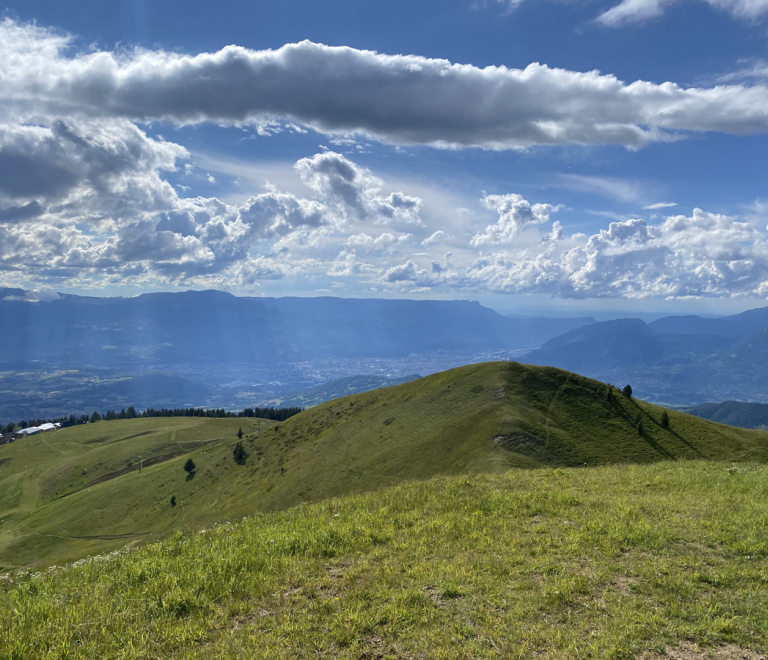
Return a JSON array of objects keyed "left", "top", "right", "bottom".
[
  {"left": 2, "top": 463, "right": 767, "bottom": 659},
  {"left": 2, "top": 361, "right": 768, "bottom": 571}
]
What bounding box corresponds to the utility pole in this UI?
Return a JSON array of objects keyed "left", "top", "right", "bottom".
[{"left": 139, "top": 454, "right": 142, "bottom": 473}]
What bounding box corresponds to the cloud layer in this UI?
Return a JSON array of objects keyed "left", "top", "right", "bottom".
[
  {"left": 3, "top": 19, "right": 768, "bottom": 301},
  {"left": 5, "top": 19, "right": 768, "bottom": 150}
]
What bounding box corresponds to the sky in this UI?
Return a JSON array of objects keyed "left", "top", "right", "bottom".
[{"left": 2, "top": 0, "right": 768, "bottom": 315}]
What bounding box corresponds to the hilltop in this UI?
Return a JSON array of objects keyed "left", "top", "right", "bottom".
[{"left": 2, "top": 361, "right": 767, "bottom": 571}]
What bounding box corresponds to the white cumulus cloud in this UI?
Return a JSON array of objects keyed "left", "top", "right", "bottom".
[{"left": 470, "top": 194, "right": 560, "bottom": 246}]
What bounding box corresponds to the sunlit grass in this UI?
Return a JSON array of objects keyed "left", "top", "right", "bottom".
[{"left": 3, "top": 461, "right": 767, "bottom": 659}]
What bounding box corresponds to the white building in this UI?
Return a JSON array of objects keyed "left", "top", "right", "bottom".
[{"left": 15, "top": 426, "right": 42, "bottom": 438}]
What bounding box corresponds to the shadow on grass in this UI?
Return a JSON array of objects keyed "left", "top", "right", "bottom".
[
  {"left": 185, "top": 471, "right": 196, "bottom": 481},
  {"left": 624, "top": 397, "right": 707, "bottom": 459},
  {"left": 666, "top": 427, "right": 708, "bottom": 458},
  {"left": 611, "top": 396, "right": 675, "bottom": 460}
]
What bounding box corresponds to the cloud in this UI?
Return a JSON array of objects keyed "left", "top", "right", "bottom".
[
  {"left": 421, "top": 230, "right": 446, "bottom": 246},
  {"left": 470, "top": 194, "right": 559, "bottom": 246},
  {"left": 0, "top": 144, "right": 421, "bottom": 285},
  {"left": 596, "top": 0, "right": 668, "bottom": 26},
  {"left": 0, "top": 119, "right": 184, "bottom": 219},
  {"left": 644, "top": 202, "right": 678, "bottom": 209},
  {"left": 557, "top": 174, "right": 646, "bottom": 202},
  {"left": 717, "top": 59, "right": 768, "bottom": 83},
  {"left": 0, "top": 201, "right": 43, "bottom": 223},
  {"left": 2, "top": 286, "right": 60, "bottom": 302},
  {"left": 6, "top": 18, "right": 768, "bottom": 300},
  {"left": 295, "top": 152, "right": 422, "bottom": 226},
  {"left": 365, "top": 191, "right": 768, "bottom": 299},
  {"left": 346, "top": 232, "right": 399, "bottom": 253},
  {"left": 8, "top": 20, "right": 768, "bottom": 150},
  {"left": 459, "top": 207, "right": 768, "bottom": 298},
  {"left": 383, "top": 260, "right": 432, "bottom": 285},
  {"left": 596, "top": 0, "right": 768, "bottom": 26}
]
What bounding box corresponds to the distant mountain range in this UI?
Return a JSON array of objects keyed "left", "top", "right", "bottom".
[
  {"left": 0, "top": 289, "right": 595, "bottom": 422},
  {"left": 648, "top": 306, "right": 768, "bottom": 337},
  {"left": 686, "top": 401, "right": 768, "bottom": 429},
  {"left": 525, "top": 308, "right": 768, "bottom": 404},
  {"left": 0, "top": 289, "right": 593, "bottom": 366},
  {"left": 4, "top": 287, "right": 768, "bottom": 411}
]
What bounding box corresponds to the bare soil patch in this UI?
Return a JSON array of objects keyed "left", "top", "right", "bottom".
[
  {"left": 641, "top": 642, "right": 766, "bottom": 659},
  {"left": 493, "top": 433, "right": 557, "bottom": 461}
]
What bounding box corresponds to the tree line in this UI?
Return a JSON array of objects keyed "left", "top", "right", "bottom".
[{"left": 0, "top": 405, "right": 301, "bottom": 434}]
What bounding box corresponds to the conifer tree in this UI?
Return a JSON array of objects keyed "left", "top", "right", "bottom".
[
  {"left": 183, "top": 458, "right": 196, "bottom": 473},
  {"left": 233, "top": 441, "right": 247, "bottom": 464},
  {"left": 622, "top": 384, "right": 633, "bottom": 398},
  {"left": 661, "top": 410, "right": 670, "bottom": 429}
]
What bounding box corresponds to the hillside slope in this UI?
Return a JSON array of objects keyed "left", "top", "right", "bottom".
[
  {"left": 0, "top": 417, "right": 267, "bottom": 570},
  {"left": 2, "top": 361, "right": 767, "bottom": 570},
  {"left": 3, "top": 462, "right": 768, "bottom": 659}
]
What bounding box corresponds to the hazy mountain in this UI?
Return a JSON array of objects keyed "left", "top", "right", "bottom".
[
  {"left": 648, "top": 305, "right": 768, "bottom": 337},
  {"left": 0, "top": 290, "right": 594, "bottom": 366},
  {"left": 686, "top": 400, "right": 768, "bottom": 429},
  {"left": 523, "top": 317, "right": 755, "bottom": 404},
  {"left": 525, "top": 318, "right": 736, "bottom": 374}
]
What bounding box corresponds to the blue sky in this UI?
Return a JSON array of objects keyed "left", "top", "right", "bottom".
[{"left": 2, "top": 0, "right": 768, "bottom": 314}]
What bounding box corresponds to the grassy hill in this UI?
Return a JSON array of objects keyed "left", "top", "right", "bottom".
[
  {"left": 2, "top": 361, "right": 768, "bottom": 571},
  {"left": 2, "top": 462, "right": 767, "bottom": 659}
]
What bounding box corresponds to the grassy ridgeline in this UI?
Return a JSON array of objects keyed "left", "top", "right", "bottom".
[
  {"left": 2, "top": 462, "right": 768, "bottom": 659},
  {"left": 2, "top": 361, "right": 768, "bottom": 571}
]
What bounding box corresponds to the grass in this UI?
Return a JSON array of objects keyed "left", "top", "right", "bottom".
[
  {"left": 0, "top": 416, "right": 267, "bottom": 570},
  {"left": 2, "top": 461, "right": 768, "bottom": 659},
  {"left": 2, "top": 361, "right": 767, "bottom": 571}
]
